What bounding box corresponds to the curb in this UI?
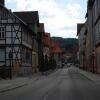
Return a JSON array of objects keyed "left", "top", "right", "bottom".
[
  {"left": 0, "top": 83, "right": 27, "bottom": 93},
  {"left": 78, "top": 71, "right": 94, "bottom": 82},
  {"left": 75, "top": 68, "right": 94, "bottom": 82},
  {"left": 76, "top": 68, "right": 100, "bottom": 84}
]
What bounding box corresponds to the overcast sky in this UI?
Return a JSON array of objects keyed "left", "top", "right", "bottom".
[{"left": 6, "top": 0, "right": 87, "bottom": 38}]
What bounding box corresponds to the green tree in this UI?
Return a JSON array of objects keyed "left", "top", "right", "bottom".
[
  {"left": 52, "top": 58, "right": 57, "bottom": 69},
  {"left": 49, "top": 56, "right": 57, "bottom": 70},
  {"left": 44, "top": 55, "right": 49, "bottom": 71},
  {"left": 48, "top": 56, "right": 53, "bottom": 69},
  {"left": 39, "top": 56, "right": 45, "bottom": 72}
]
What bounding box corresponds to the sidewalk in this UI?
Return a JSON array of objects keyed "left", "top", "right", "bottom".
[
  {"left": 0, "top": 72, "right": 41, "bottom": 93},
  {"left": 0, "top": 77, "right": 28, "bottom": 93},
  {"left": 74, "top": 66, "right": 100, "bottom": 85},
  {"left": 0, "top": 70, "right": 57, "bottom": 93}
]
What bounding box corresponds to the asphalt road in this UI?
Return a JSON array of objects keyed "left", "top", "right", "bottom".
[{"left": 0, "top": 66, "right": 100, "bottom": 100}]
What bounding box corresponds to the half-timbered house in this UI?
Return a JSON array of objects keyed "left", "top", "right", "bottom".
[
  {"left": 14, "top": 11, "right": 39, "bottom": 73},
  {"left": 0, "top": 0, "right": 39, "bottom": 77},
  {"left": 37, "top": 23, "right": 45, "bottom": 68}
]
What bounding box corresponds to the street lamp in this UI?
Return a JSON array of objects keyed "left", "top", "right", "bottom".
[{"left": 8, "top": 50, "right": 13, "bottom": 79}]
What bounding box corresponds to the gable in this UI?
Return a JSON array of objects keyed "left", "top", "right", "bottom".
[
  {"left": 13, "top": 11, "right": 39, "bottom": 32},
  {"left": 0, "top": 4, "right": 27, "bottom": 25},
  {"left": 38, "top": 23, "right": 45, "bottom": 33}
]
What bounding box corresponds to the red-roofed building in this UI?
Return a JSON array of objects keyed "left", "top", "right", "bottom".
[
  {"left": 43, "top": 33, "right": 51, "bottom": 46},
  {"left": 42, "top": 32, "right": 52, "bottom": 59},
  {"left": 52, "top": 42, "right": 62, "bottom": 54}
]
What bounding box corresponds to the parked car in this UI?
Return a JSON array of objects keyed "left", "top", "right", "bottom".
[
  {"left": 67, "top": 63, "right": 72, "bottom": 67},
  {"left": 57, "top": 61, "right": 63, "bottom": 68},
  {"left": 62, "top": 62, "right": 65, "bottom": 67}
]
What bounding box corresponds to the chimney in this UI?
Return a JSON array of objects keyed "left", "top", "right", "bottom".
[{"left": 0, "top": 0, "right": 5, "bottom": 6}]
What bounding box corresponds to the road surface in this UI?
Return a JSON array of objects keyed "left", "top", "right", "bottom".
[{"left": 0, "top": 66, "right": 100, "bottom": 100}]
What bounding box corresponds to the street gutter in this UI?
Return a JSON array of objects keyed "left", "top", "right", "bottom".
[{"left": 0, "top": 83, "right": 28, "bottom": 93}]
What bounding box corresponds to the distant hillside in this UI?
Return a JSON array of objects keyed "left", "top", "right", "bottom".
[{"left": 52, "top": 37, "right": 78, "bottom": 54}]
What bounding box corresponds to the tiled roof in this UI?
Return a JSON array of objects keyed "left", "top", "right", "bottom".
[
  {"left": 0, "top": 4, "right": 27, "bottom": 25},
  {"left": 13, "top": 11, "right": 39, "bottom": 24},
  {"left": 43, "top": 33, "right": 51, "bottom": 46},
  {"left": 13, "top": 11, "right": 39, "bottom": 32}
]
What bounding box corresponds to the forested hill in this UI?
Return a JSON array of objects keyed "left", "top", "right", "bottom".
[{"left": 52, "top": 37, "right": 78, "bottom": 53}]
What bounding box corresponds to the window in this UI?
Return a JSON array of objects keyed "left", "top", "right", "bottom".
[
  {"left": 0, "top": 26, "right": 5, "bottom": 39},
  {"left": 0, "top": 49, "right": 5, "bottom": 61},
  {"left": 26, "top": 51, "right": 31, "bottom": 63},
  {"left": 95, "top": 21, "right": 100, "bottom": 45}
]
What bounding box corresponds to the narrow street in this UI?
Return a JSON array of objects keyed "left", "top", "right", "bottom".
[
  {"left": 0, "top": 66, "right": 100, "bottom": 100},
  {"left": 0, "top": 0, "right": 100, "bottom": 100}
]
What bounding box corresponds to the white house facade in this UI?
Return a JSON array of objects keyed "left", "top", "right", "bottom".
[{"left": 0, "top": 1, "right": 33, "bottom": 77}]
